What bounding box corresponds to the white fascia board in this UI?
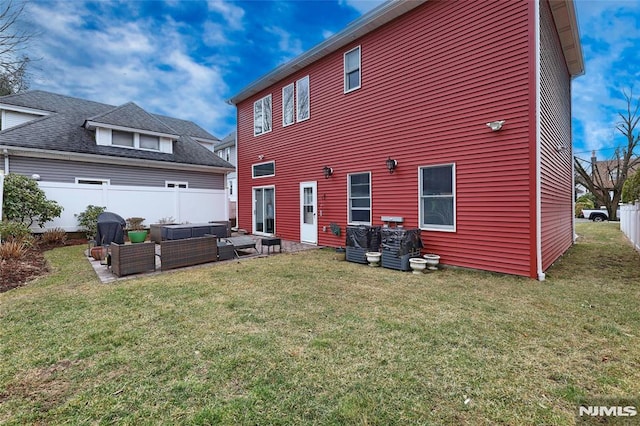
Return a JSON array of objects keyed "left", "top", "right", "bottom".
[
  {"left": 83, "top": 120, "right": 179, "bottom": 139},
  {"left": 0, "top": 103, "right": 52, "bottom": 116}
]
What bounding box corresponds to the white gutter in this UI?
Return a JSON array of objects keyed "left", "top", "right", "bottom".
[
  {"left": 3, "top": 148, "right": 8, "bottom": 174},
  {"left": 535, "top": 0, "right": 545, "bottom": 281},
  {"left": 0, "top": 145, "right": 235, "bottom": 174}
]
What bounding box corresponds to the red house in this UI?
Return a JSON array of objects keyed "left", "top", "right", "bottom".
[{"left": 228, "top": 0, "right": 584, "bottom": 279}]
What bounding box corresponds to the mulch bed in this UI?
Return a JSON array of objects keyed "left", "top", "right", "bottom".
[{"left": 0, "top": 239, "right": 86, "bottom": 293}]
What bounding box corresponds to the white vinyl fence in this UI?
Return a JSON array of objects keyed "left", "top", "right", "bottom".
[
  {"left": 33, "top": 182, "right": 228, "bottom": 232},
  {"left": 620, "top": 202, "right": 640, "bottom": 251}
]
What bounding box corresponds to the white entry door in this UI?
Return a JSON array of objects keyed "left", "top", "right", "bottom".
[{"left": 300, "top": 181, "right": 317, "bottom": 244}]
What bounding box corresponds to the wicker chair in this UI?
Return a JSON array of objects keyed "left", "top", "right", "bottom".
[
  {"left": 110, "top": 242, "right": 156, "bottom": 277},
  {"left": 160, "top": 235, "right": 217, "bottom": 271}
]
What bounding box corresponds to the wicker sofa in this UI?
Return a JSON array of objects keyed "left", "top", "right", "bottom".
[
  {"left": 110, "top": 242, "right": 156, "bottom": 277},
  {"left": 160, "top": 235, "right": 218, "bottom": 271}
]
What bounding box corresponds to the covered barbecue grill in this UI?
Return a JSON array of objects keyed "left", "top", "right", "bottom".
[{"left": 95, "top": 212, "right": 126, "bottom": 246}]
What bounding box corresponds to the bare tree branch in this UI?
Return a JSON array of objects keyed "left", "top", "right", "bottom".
[
  {"left": 575, "top": 90, "right": 640, "bottom": 220},
  {"left": 0, "top": 0, "right": 31, "bottom": 95}
]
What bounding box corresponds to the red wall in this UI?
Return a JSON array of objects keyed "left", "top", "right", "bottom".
[
  {"left": 237, "top": 0, "right": 557, "bottom": 278},
  {"left": 539, "top": 0, "right": 574, "bottom": 271}
]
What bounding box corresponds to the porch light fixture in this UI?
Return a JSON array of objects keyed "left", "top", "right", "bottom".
[
  {"left": 386, "top": 157, "right": 398, "bottom": 174},
  {"left": 323, "top": 166, "right": 334, "bottom": 179},
  {"left": 486, "top": 120, "right": 505, "bottom": 131}
]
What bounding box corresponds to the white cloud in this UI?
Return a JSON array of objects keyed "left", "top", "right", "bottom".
[
  {"left": 265, "top": 26, "right": 303, "bottom": 63},
  {"left": 207, "top": 0, "right": 245, "bottom": 31},
  {"left": 572, "top": 0, "right": 640, "bottom": 157},
  {"left": 23, "top": 0, "right": 234, "bottom": 138}
]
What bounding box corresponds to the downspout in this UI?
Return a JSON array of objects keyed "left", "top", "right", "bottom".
[
  {"left": 0, "top": 149, "right": 6, "bottom": 224},
  {"left": 535, "top": 0, "right": 545, "bottom": 281},
  {"left": 3, "top": 148, "right": 8, "bottom": 174}
]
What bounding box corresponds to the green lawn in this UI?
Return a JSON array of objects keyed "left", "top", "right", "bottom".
[{"left": 1, "top": 222, "right": 639, "bottom": 424}]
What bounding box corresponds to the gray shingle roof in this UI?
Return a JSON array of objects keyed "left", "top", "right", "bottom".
[
  {"left": 0, "top": 90, "right": 230, "bottom": 169},
  {"left": 86, "top": 102, "right": 177, "bottom": 135}
]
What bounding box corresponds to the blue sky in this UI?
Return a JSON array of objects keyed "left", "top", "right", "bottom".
[{"left": 19, "top": 0, "right": 640, "bottom": 158}]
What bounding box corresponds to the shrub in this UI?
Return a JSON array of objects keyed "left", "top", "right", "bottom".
[
  {"left": 0, "top": 221, "right": 32, "bottom": 242},
  {"left": 0, "top": 240, "right": 27, "bottom": 259},
  {"left": 2, "top": 173, "right": 63, "bottom": 227},
  {"left": 622, "top": 171, "right": 640, "bottom": 203},
  {"left": 75, "top": 205, "right": 106, "bottom": 238},
  {"left": 41, "top": 228, "right": 67, "bottom": 246}
]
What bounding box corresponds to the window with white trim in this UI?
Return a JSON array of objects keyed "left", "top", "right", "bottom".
[
  {"left": 166, "top": 181, "right": 188, "bottom": 188},
  {"left": 254, "top": 94, "right": 272, "bottom": 136},
  {"left": 252, "top": 161, "right": 275, "bottom": 178},
  {"left": 419, "top": 164, "right": 456, "bottom": 231},
  {"left": 348, "top": 172, "right": 371, "bottom": 224},
  {"left": 282, "top": 83, "right": 294, "bottom": 126},
  {"left": 296, "top": 76, "right": 310, "bottom": 122},
  {"left": 112, "top": 130, "right": 134, "bottom": 147},
  {"left": 140, "top": 134, "right": 160, "bottom": 150},
  {"left": 344, "top": 46, "right": 361, "bottom": 93}
]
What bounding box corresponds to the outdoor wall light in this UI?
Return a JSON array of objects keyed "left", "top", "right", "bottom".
[
  {"left": 486, "top": 120, "right": 506, "bottom": 131},
  {"left": 386, "top": 157, "right": 398, "bottom": 174},
  {"left": 323, "top": 165, "right": 334, "bottom": 179}
]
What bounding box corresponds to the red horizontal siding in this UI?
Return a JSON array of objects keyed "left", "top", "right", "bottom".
[
  {"left": 539, "top": 0, "right": 573, "bottom": 272},
  {"left": 237, "top": 0, "right": 539, "bottom": 277}
]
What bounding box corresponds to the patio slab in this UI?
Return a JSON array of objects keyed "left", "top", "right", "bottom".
[{"left": 88, "top": 235, "right": 320, "bottom": 284}]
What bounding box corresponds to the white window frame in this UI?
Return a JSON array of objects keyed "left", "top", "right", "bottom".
[
  {"left": 254, "top": 94, "right": 272, "bottom": 136},
  {"left": 344, "top": 46, "right": 361, "bottom": 93},
  {"left": 112, "top": 130, "right": 134, "bottom": 147},
  {"left": 282, "top": 83, "right": 295, "bottom": 127},
  {"left": 139, "top": 134, "right": 160, "bottom": 150},
  {"left": 252, "top": 161, "right": 276, "bottom": 179},
  {"left": 296, "top": 75, "right": 310, "bottom": 122},
  {"left": 347, "top": 171, "right": 371, "bottom": 225},
  {"left": 76, "top": 178, "right": 110, "bottom": 185},
  {"left": 419, "top": 163, "right": 456, "bottom": 232},
  {"left": 110, "top": 130, "right": 161, "bottom": 151},
  {"left": 166, "top": 181, "right": 188, "bottom": 189}
]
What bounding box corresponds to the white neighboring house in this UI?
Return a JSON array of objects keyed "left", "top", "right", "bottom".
[
  {"left": 214, "top": 131, "right": 237, "bottom": 227},
  {"left": 0, "top": 90, "right": 235, "bottom": 231}
]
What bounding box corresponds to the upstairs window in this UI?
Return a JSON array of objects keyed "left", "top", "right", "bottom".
[
  {"left": 344, "top": 46, "right": 361, "bottom": 93},
  {"left": 112, "top": 130, "right": 134, "bottom": 147},
  {"left": 282, "top": 83, "right": 294, "bottom": 126},
  {"left": 296, "top": 76, "right": 310, "bottom": 122},
  {"left": 419, "top": 164, "right": 456, "bottom": 231},
  {"left": 140, "top": 134, "right": 160, "bottom": 150},
  {"left": 254, "top": 94, "right": 272, "bottom": 136}
]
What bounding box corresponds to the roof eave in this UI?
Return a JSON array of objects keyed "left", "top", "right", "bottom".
[
  {"left": 227, "top": 0, "right": 428, "bottom": 105},
  {"left": 550, "top": 0, "right": 585, "bottom": 78}
]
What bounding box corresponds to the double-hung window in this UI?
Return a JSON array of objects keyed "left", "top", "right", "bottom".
[
  {"left": 254, "top": 94, "right": 272, "bottom": 136},
  {"left": 348, "top": 172, "right": 371, "bottom": 224},
  {"left": 419, "top": 164, "right": 456, "bottom": 231},
  {"left": 344, "top": 46, "right": 361, "bottom": 93}
]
